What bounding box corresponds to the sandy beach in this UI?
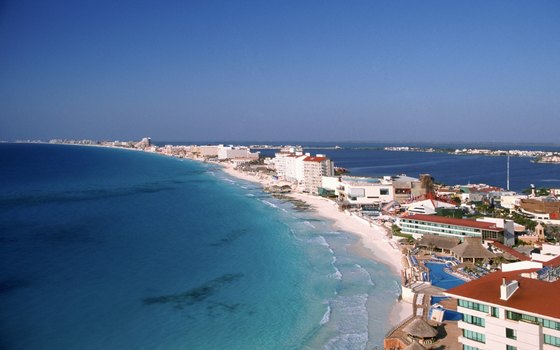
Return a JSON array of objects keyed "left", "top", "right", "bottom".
[{"left": 219, "top": 163, "right": 413, "bottom": 324}]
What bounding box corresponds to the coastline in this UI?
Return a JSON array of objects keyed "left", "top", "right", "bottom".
[
  {"left": 219, "top": 162, "right": 413, "bottom": 326},
  {"left": 16, "top": 142, "right": 414, "bottom": 327}
]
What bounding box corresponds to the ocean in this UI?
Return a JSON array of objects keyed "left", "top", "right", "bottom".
[{"left": 0, "top": 144, "right": 400, "bottom": 350}]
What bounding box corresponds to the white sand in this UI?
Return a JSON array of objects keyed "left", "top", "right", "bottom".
[{"left": 219, "top": 163, "right": 413, "bottom": 324}]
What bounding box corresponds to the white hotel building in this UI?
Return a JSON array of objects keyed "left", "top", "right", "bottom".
[
  {"left": 445, "top": 259, "right": 560, "bottom": 350},
  {"left": 273, "top": 151, "right": 333, "bottom": 194},
  {"left": 321, "top": 176, "right": 394, "bottom": 206},
  {"left": 217, "top": 146, "right": 259, "bottom": 160}
]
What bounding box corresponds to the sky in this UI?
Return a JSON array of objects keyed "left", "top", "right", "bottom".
[{"left": 1, "top": 0, "right": 559, "bottom": 143}]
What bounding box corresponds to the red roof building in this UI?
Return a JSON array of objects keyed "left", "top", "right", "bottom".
[
  {"left": 445, "top": 267, "right": 560, "bottom": 349},
  {"left": 398, "top": 214, "right": 507, "bottom": 243}
]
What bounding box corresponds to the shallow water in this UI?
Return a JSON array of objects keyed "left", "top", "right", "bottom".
[{"left": 0, "top": 144, "right": 400, "bottom": 349}]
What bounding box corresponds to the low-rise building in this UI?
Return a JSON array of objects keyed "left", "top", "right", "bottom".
[
  {"left": 403, "top": 199, "right": 457, "bottom": 215},
  {"left": 392, "top": 174, "right": 424, "bottom": 203},
  {"left": 397, "top": 214, "right": 510, "bottom": 245},
  {"left": 501, "top": 195, "right": 528, "bottom": 210},
  {"left": 321, "top": 176, "right": 393, "bottom": 207},
  {"left": 476, "top": 218, "right": 516, "bottom": 247},
  {"left": 519, "top": 198, "right": 560, "bottom": 224},
  {"left": 217, "top": 146, "right": 259, "bottom": 160},
  {"left": 532, "top": 243, "right": 560, "bottom": 263}
]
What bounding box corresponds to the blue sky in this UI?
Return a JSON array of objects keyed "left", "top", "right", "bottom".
[{"left": 1, "top": 1, "right": 559, "bottom": 143}]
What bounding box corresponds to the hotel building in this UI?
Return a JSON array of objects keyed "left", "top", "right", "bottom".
[
  {"left": 302, "top": 155, "right": 334, "bottom": 194},
  {"left": 273, "top": 150, "right": 334, "bottom": 194},
  {"left": 321, "top": 176, "right": 394, "bottom": 207},
  {"left": 397, "top": 214, "right": 515, "bottom": 246},
  {"left": 445, "top": 262, "right": 560, "bottom": 350},
  {"left": 217, "top": 146, "right": 259, "bottom": 160}
]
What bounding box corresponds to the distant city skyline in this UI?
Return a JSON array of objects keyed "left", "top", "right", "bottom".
[{"left": 1, "top": 0, "right": 559, "bottom": 142}]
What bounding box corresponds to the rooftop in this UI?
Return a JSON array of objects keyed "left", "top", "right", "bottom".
[
  {"left": 446, "top": 269, "right": 560, "bottom": 320},
  {"left": 451, "top": 237, "right": 496, "bottom": 259},
  {"left": 490, "top": 241, "right": 531, "bottom": 261},
  {"left": 402, "top": 214, "right": 502, "bottom": 231},
  {"left": 303, "top": 156, "right": 327, "bottom": 162}
]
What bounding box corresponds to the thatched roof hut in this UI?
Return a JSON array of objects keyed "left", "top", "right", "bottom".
[
  {"left": 403, "top": 317, "right": 438, "bottom": 340},
  {"left": 451, "top": 237, "right": 495, "bottom": 263},
  {"left": 417, "top": 234, "right": 460, "bottom": 252}
]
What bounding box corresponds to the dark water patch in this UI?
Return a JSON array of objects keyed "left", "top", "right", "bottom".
[
  {"left": 0, "top": 180, "right": 179, "bottom": 209},
  {"left": 206, "top": 302, "right": 242, "bottom": 317},
  {"left": 30, "top": 224, "right": 101, "bottom": 245},
  {"left": 0, "top": 219, "right": 103, "bottom": 245},
  {"left": 143, "top": 273, "right": 244, "bottom": 308},
  {"left": 0, "top": 236, "right": 19, "bottom": 244},
  {"left": 210, "top": 228, "right": 249, "bottom": 246},
  {"left": 0, "top": 277, "right": 32, "bottom": 295}
]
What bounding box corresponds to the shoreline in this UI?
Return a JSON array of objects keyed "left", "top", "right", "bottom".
[
  {"left": 218, "top": 162, "right": 413, "bottom": 326},
  {"left": 15, "top": 142, "right": 414, "bottom": 326}
]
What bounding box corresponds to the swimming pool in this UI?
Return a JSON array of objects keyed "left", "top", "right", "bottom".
[{"left": 425, "top": 262, "right": 465, "bottom": 290}]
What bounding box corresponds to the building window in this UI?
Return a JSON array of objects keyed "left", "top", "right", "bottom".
[
  {"left": 463, "top": 345, "right": 482, "bottom": 350},
  {"left": 463, "top": 329, "right": 485, "bottom": 343},
  {"left": 491, "top": 307, "right": 499, "bottom": 317},
  {"left": 544, "top": 319, "right": 560, "bottom": 331},
  {"left": 506, "top": 328, "right": 517, "bottom": 340},
  {"left": 544, "top": 334, "right": 560, "bottom": 347},
  {"left": 506, "top": 311, "right": 522, "bottom": 321},
  {"left": 458, "top": 299, "right": 489, "bottom": 313},
  {"left": 380, "top": 188, "right": 389, "bottom": 195},
  {"left": 506, "top": 345, "right": 517, "bottom": 350},
  {"left": 463, "top": 314, "right": 485, "bottom": 327}
]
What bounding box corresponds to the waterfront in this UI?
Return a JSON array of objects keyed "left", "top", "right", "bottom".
[
  {"left": 2, "top": 141, "right": 560, "bottom": 349},
  {"left": 294, "top": 147, "right": 560, "bottom": 193},
  {"left": 0, "top": 144, "right": 400, "bottom": 349}
]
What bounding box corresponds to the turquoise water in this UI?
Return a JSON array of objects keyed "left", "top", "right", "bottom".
[{"left": 0, "top": 144, "right": 400, "bottom": 349}]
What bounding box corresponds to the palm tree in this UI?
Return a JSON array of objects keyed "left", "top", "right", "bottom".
[{"left": 420, "top": 174, "right": 435, "bottom": 196}]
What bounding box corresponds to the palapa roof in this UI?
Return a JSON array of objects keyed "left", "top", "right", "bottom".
[
  {"left": 451, "top": 237, "right": 495, "bottom": 259},
  {"left": 417, "top": 234, "right": 460, "bottom": 250},
  {"left": 404, "top": 340, "right": 427, "bottom": 350},
  {"left": 403, "top": 317, "right": 438, "bottom": 338}
]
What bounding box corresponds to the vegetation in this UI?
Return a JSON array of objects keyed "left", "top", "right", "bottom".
[
  {"left": 546, "top": 225, "right": 560, "bottom": 242},
  {"left": 469, "top": 203, "right": 537, "bottom": 231},
  {"left": 508, "top": 212, "right": 537, "bottom": 231},
  {"left": 391, "top": 224, "right": 414, "bottom": 243},
  {"left": 420, "top": 174, "right": 435, "bottom": 195},
  {"left": 522, "top": 187, "right": 551, "bottom": 196},
  {"left": 513, "top": 238, "right": 531, "bottom": 247}
]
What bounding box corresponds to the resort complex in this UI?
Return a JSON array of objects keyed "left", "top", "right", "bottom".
[
  {"left": 397, "top": 214, "right": 515, "bottom": 246},
  {"left": 42, "top": 139, "right": 560, "bottom": 350}
]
